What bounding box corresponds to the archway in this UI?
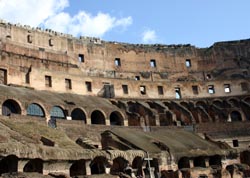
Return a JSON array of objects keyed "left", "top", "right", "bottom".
[
  {"left": 71, "top": 108, "right": 86, "bottom": 123},
  {"left": 70, "top": 159, "right": 86, "bottom": 177},
  {"left": 91, "top": 110, "right": 106, "bottom": 125},
  {"left": 240, "top": 151, "right": 250, "bottom": 166},
  {"left": 0, "top": 155, "right": 18, "bottom": 175},
  {"left": 209, "top": 155, "right": 221, "bottom": 167},
  {"left": 111, "top": 157, "right": 129, "bottom": 175},
  {"left": 2, "top": 99, "right": 21, "bottom": 116},
  {"left": 27, "top": 103, "right": 45, "bottom": 118},
  {"left": 194, "top": 157, "right": 206, "bottom": 168},
  {"left": 23, "top": 158, "right": 43, "bottom": 173},
  {"left": 90, "top": 156, "right": 108, "bottom": 175},
  {"left": 49, "top": 106, "right": 65, "bottom": 128},
  {"left": 132, "top": 157, "right": 143, "bottom": 177},
  {"left": 178, "top": 157, "right": 190, "bottom": 169},
  {"left": 110, "top": 111, "right": 124, "bottom": 126},
  {"left": 230, "top": 111, "right": 242, "bottom": 122}
]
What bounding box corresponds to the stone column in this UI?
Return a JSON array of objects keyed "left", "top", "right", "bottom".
[
  {"left": 205, "top": 158, "right": 210, "bottom": 167},
  {"left": 189, "top": 159, "right": 194, "bottom": 168},
  {"left": 85, "top": 160, "right": 92, "bottom": 175},
  {"left": 86, "top": 117, "right": 91, "bottom": 125},
  {"left": 106, "top": 119, "right": 110, "bottom": 126}
]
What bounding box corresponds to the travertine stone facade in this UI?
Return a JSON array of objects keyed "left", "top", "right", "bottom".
[
  {"left": 0, "top": 20, "right": 250, "bottom": 99},
  {"left": 0, "top": 19, "right": 250, "bottom": 178}
]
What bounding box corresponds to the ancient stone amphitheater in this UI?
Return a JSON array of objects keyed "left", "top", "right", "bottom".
[{"left": 0, "top": 19, "right": 249, "bottom": 178}]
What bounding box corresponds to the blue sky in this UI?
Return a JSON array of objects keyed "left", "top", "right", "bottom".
[{"left": 0, "top": 0, "right": 249, "bottom": 47}]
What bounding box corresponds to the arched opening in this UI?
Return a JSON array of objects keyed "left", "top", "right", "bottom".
[
  {"left": 90, "top": 156, "right": 108, "bottom": 175},
  {"left": 230, "top": 111, "right": 242, "bottom": 122},
  {"left": 178, "top": 157, "right": 190, "bottom": 169},
  {"left": 49, "top": 106, "right": 65, "bottom": 128},
  {"left": 91, "top": 110, "right": 106, "bottom": 125},
  {"left": 70, "top": 159, "right": 86, "bottom": 177},
  {"left": 111, "top": 157, "right": 129, "bottom": 175},
  {"left": 27, "top": 103, "right": 45, "bottom": 118},
  {"left": 213, "top": 100, "right": 224, "bottom": 108},
  {"left": 71, "top": 108, "right": 86, "bottom": 123},
  {"left": 209, "top": 155, "right": 221, "bottom": 168},
  {"left": 2, "top": 99, "right": 21, "bottom": 116},
  {"left": 194, "top": 157, "right": 206, "bottom": 168},
  {"left": 240, "top": 151, "right": 250, "bottom": 166},
  {"left": 132, "top": 157, "right": 143, "bottom": 177},
  {"left": 0, "top": 155, "right": 18, "bottom": 175},
  {"left": 23, "top": 158, "right": 43, "bottom": 173},
  {"left": 110, "top": 111, "right": 124, "bottom": 126}
]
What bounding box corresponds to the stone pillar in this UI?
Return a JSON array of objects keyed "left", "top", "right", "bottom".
[
  {"left": 205, "top": 158, "right": 210, "bottom": 167},
  {"left": 124, "top": 120, "right": 128, "bottom": 126},
  {"left": 155, "top": 114, "right": 160, "bottom": 126},
  {"left": 189, "top": 159, "right": 194, "bottom": 168},
  {"left": 106, "top": 119, "right": 110, "bottom": 126},
  {"left": 85, "top": 160, "right": 92, "bottom": 175},
  {"left": 86, "top": 117, "right": 91, "bottom": 125}
]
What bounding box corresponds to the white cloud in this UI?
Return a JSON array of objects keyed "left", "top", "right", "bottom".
[
  {"left": 0, "top": 0, "right": 69, "bottom": 27},
  {"left": 142, "top": 29, "right": 157, "bottom": 43},
  {"left": 45, "top": 11, "right": 133, "bottom": 37},
  {"left": 0, "top": 0, "right": 132, "bottom": 37}
]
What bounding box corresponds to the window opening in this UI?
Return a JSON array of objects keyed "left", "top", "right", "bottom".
[
  {"left": 233, "top": 140, "right": 239, "bottom": 147},
  {"left": 140, "top": 86, "right": 146, "bottom": 95},
  {"left": 135, "top": 76, "right": 140, "bottom": 81},
  {"left": 79, "top": 54, "right": 84, "bottom": 62},
  {"left": 150, "top": 59, "right": 156, "bottom": 68},
  {"left": 85, "top": 81, "right": 92, "bottom": 92},
  {"left": 45, "top": 76, "right": 52, "bottom": 87},
  {"left": 185, "top": 59, "right": 191, "bottom": 68},
  {"left": 122, "top": 85, "right": 128, "bottom": 94},
  {"left": 208, "top": 85, "right": 215, "bottom": 94},
  {"left": 224, "top": 84, "right": 231, "bottom": 93},
  {"left": 65, "top": 79, "right": 72, "bottom": 90},
  {"left": 175, "top": 87, "right": 181, "bottom": 99},
  {"left": 158, "top": 86, "right": 164, "bottom": 95},
  {"left": 115, "top": 58, "right": 121, "bottom": 66},
  {"left": 192, "top": 85, "right": 198, "bottom": 95}
]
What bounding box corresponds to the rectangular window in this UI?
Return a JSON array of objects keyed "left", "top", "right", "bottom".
[
  {"left": 241, "top": 82, "right": 248, "bottom": 91},
  {"left": 208, "top": 85, "right": 215, "bottom": 94},
  {"left": 85, "top": 81, "right": 92, "bottom": 92},
  {"left": 45, "top": 75, "right": 52, "bottom": 87},
  {"left": 115, "top": 58, "right": 121, "bottom": 66},
  {"left": 150, "top": 59, "right": 156, "bottom": 68},
  {"left": 185, "top": 59, "right": 191, "bottom": 68},
  {"left": 224, "top": 84, "right": 231, "bottom": 93},
  {"left": 158, "top": 86, "right": 164, "bottom": 95},
  {"left": 49, "top": 38, "right": 53, "bottom": 46},
  {"left": 122, "top": 85, "right": 128, "bottom": 94},
  {"left": 135, "top": 76, "right": 140, "bottom": 81},
  {"left": 78, "top": 54, "right": 84, "bottom": 62},
  {"left": 27, "top": 34, "right": 32, "bottom": 43},
  {"left": 192, "top": 85, "right": 199, "bottom": 95},
  {"left": 140, "top": 85, "right": 146, "bottom": 95},
  {"left": 25, "top": 73, "right": 30, "bottom": 84},
  {"left": 232, "top": 139, "right": 239, "bottom": 147},
  {"left": 175, "top": 87, "right": 181, "bottom": 99},
  {"left": 65, "top": 79, "right": 72, "bottom": 90}
]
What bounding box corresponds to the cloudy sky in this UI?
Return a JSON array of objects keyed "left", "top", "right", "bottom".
[{"left": 0, "top": 0, "right": 249, "bottom": 47}]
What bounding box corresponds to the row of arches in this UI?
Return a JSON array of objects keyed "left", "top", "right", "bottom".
[
  {"left": 0, "top": 155, "right": 156, "bottom": 178},
  {"left": 2, "top": 99, "right": 125, "bottom": 126}
]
